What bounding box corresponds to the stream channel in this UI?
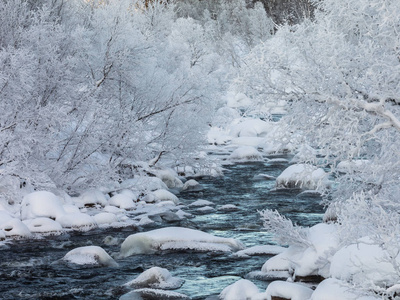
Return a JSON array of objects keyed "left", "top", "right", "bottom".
[{"left": 0, "top": 154, "right": 325, "bottom": 299}]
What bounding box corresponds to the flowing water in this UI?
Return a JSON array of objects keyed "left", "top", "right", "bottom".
[{"left": 0, "top": 156, "right": 325, "bottom": 299}]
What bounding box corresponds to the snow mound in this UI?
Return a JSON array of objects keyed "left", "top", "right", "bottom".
[
  {"left": 154, "top": 169, "right": 184, "bottom": 189},
  {"left": 57, "top": 212, "right": 97, "bottom": 231},
  {"left": 23, "top": 217, "right": 63, "bottom": 235},
  {"left": 146, "top": 189, "right": 179, "bottom": 204},
  {"left": 125, "top": 267, "right": 184, "bottom": 289},
  {"left": 62, "top": 245, "right": 118, "bottom": 267},
  {"left": 109, "top": 194, "right": 136, "bottom": 210},
  {"left": 21, "top": 191, "right": 65, "bottom": 220},
  {"left": 218, "top": 204, "right": 239, "bottom": 212},
  {"left": 229, "top": 119, "right": 271, "bottom": 137},
  {"left": 265, "top": 281, "right": 313, "bottom": 300},
  {"left": 119, "top": 227, "right": 245, "bottom": 257},
  {"left": 219, "top": 279, "right": 260, "bottom": 300},
  {"left": 76, "top": 189, "right": 107, "bottom": 207},
  {"left": 189, "top": 199, "right": 215, "bottom": 207},
  {"left": 276, "top": 164, "right": 329, "bottom": 190},
  {"left": 0, "top": 217, "right": 32, "bottom": 238},
  {"left": 233, "top": 245, "right": 286, "bottom": 258},
  {"left": 122, "top": 177, "right": 168, "bottom": 192},
  {"left": 311, "top": 278, "right": 379, "bottom": 300},
  {"left": 229, "top": 146, "right": 263, "bottom": 161},
  {"left": 181, "top": 179, "right": 203, "bottom": 192},
  {"left": 336, "top": 160, "right": 369, "bottom": 173},
  {"left": 93, "top": 212, "right": 118, "bottom": 226},
  {"left": 330, "top": 238, "right": 400, "bottom": 287}
]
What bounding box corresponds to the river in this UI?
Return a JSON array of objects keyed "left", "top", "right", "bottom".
[{"left": 0, "top": 155, "right": 324, "bottom": 299}]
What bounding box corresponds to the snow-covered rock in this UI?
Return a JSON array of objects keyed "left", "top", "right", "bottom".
[
  {"left": 336, "top": 160, "right": 369, "bottom": 173},
  {"left": 219, "top": 279, "right": 260, "bottom": 300},
  {"left": 129, "top": 288, "right": 189, "bottom": 300},
  {"left": 62, "top": 246, "right": 118, "bottom": 267},
  {"left": 228, "top": 146, "right": 263, "bottom": 161},
  {"left": 122, "top": 176, "right": 168, "bottom": 192},
  {"left": 181, "top": 179, "right": 202, "bottom": 192},
  {"left": 330, "top": 238, "right": 400, "bottom": 287},
  {"left": 76, "top": 189, "right": 108, "bottom": 207},
  {"left": 0, "top": 217, "right": 32, "bottom": 238},
  {"left": 21, "top": 191, "right": 65, "bottom": 220},
  {"left": 153, "top": 169, "right": 184, "bottom": 189},
  {"left": 93, "top": 212, "right": 118, "bottom": 226},
  {"left": 57, "top": 212, "right": 97, "bottom": 231},
  {"left": 233, "top": 245, "right": 286, "bottom": 258},
  {"left": 218, "top": 204, "right": 239, "bottom": 212},
  {"left": 276, "top": 164, "right": 329, "bottom": 190},
  {"left": 125, "top": 267, "right": 184, "bottom": 289},
  {"left": 189, "top": 199, "right": 214, "bottom": 207},
  {"left": 23, "top": 217, "right": 63, "bottom": 235},
  {"left": 150, "top": 189, "right": 179, "bottom": 204},
  {"left": 311, "top": 278, "right": 379, "bottom": 300},
  {"left": 119, "top": 227, "right": 245, "bottom": 257},
  {"left": 109, "top": 194, "right": 136, "bottom": 210},
  {"left": 265, "top": 281, "right": 313, "bottom": 300},
  {"left": 229, "top": 119, "right": 271, "bottom": 138}
]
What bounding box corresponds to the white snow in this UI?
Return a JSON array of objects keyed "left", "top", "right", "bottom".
[
  {"left": 218, "top": 204, "right": 239, "bottom": 212},
  {"left": 181, "top": 179, "right": 202, "bottom": 192},
  {"left": 119, "top": 227, "right": 245, "bottom": 257},
  {"left": 129, "top": 288, "right": 189, "bottom": 300},
  {"left": 93, "top": 212, "right": 118, "bottom": 226},
  {"left": 229, "top": 146, "right": 263, "bottom": 161},
  {"left": 108, "top": 194, "right": 136, "bottom": 210},
  {"left": 0, "top": 217, "right": 32, "bottom": 238},
  {"left": 265, "top": 281, "right": 313, "bottom": 300},
  {"left": 150, "top": 189, "right": 179, "bottom": 204},
  {"left": 189, "top": 199, "right": 215, "bottom": 207},
  {"left": 57, "top": 212, "right": 97, "bottom": 231},
  {"left": 229, "top": 119, "right": 271, "bottom": 138},
  {"left": 219, "top": 279, "right": 260, "bottom": 300},
  {"left": 233, "top": 245, "right": 286, "bottom": 258},
  {"left": 125, "top": 267, "right": 184, "bottom": 289},
  {"left": 311, "top": 278, "right": 379, "bottom": 300},
  {"left": 62, "top": 245, "right": 118, "bottom": 267},
  {"left": 276, "top": 163, "right": 329, "bottom": 190},
  {"left": 330, "top": 238, "right": 400, "bottom": 287},
  {"left": 76, "top": 189, "right": 108, "bottom": 207},
  {"left": 23, "top": 217, "right": 63, "bottom": 234},
  {"left": 20, "top": 191, "right": 65, "bottom": 220}
]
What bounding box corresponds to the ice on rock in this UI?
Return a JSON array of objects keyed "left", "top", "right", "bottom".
[
  {"left": 233, "top": 245, "right": 286, "bottom": 258},
  {"left": 119, "top": 227, "right": 245, "bottom": 257},
  {"left": 125, "top": 267, "right": 184, "bottom": 289},
  {"left": 265, "top": 281, "right": 313, "bottom": 300},
  {"left": 330, "top": 237, "right": 400, "bottom": 287},
  {"left": 218, "top": 204, "right": 239, "bottom": 212},
  {"left": 57, "top": 212, "right": 97, "bottom": 231},
  {"left": 311, "top": 278, "right": 380, "bottom": 300},
  {"left": 63, "top": 246, "right": 118, "bottom": 267},
  {"left": 181, "top": 179, "right": 203, "bottom": 192},
  {"left": 109, "top": 194, "right": 136, "bottom": 210},
  {"left": 21, "top": 191, "right": 65, "bottom": 220},
  {"left": 229, "top": 146, "right": 262, "bottom": 161},
  {"left": 23, "top": 217, "right": 63, "bottom": 234},
  {"left": 76, "top": 189, "right": 108, "bottom": 207},
  {"left": 219, "top": 279, "right": 260, "bottom": 300},
  {"left": 131, "top": 288, "right": 189, "bottom": 300},
  {"left": 276, "top": 163, "right": 329, "bottom": 190}
]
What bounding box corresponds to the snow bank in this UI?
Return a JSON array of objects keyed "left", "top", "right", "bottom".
[
  {"left": 276, "top": 164, "right": 329, "bottom": 190},
  {"left": 330, "top": 238, "right": 400, "bottom": 287},
  {"left": 228, "top": 146, "right": 263, "bottom": 161},
  {"left": 62, "top": 246, "right": 118, "bottom": 267},
  {"left": 265, "top": 281, "right": 313, "bottom": 300},
  {"left": 219, "top": 279, "right": 260, "bottom": 300},
  {"left": 311, "top": 278, "right": 379, "bottom": 300},
  {"left": 125, "top": 267, "right": 184, "bottom": 289},
  {"left": 21, "top": 191, "right": 65, "bottom": 220},
  {"left": 119, "top": 227, "right": 245, "bottom": 257}
]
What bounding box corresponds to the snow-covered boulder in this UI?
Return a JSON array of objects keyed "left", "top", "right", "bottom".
[
  {"left": 336, "top": 160, "right": 369, "bottom": 173},
  {"left": 145, "top": 189, "right": 179, "bottom": 205},
  {"left": 21, "top": 191, "right": 65, "bottom": 220},
  {"left": 122, "top": 176, "right": 168, "bottom": 192},
  {"left": 330, "top": 238, "right": 400, "bottom": 287},
  {"left": 23, "top": 217, "right": 63, "bottom": 235},
  {"left": 181, "top": 179, "right": 203, "bottom": 192},
  {"left": 153, "top": 169, "right": 184, "bottom": 189},
  {"left": 128, "top": 288, "right": 189, "bottom": 300},
  {"left": 219, "top": 279, "right": 260, "bottom": 300},
  {"left": 0, "top": 217, "right": 31, "bottom": 238},
  {"left": 189, "top": 199, "right": 214, "bottom": 207},
  {"left": 109, "top": 194, "right": 136, "bottom": 210},
  {"left": 276, "top": 164, "right": 329, "bottom": 190},
  {"left": 218, "top": 204, "right": 239, "bottom": 212},
  {"left": 76, "top": 189, "right": 108, "bottom": 207},
  {"left": 228, "top": 146, "right": 263, "bottom": 161},
  {"left": 119, "top": 227, "right": 245, "bottom": 257},
  {"left": 229, "top": 119, "right": 271, "bottom": 138},
  {"left": 233, "top": 245, "right": 286, "bottom": 258},
  {"left": 57, "top": 212, "right": 97, "bottom": 231},
  {"left": 62, "top": 246, "right": 118, "bottom": 267},
  {"left": 125, "top": 267, "right": 184, "bottom": 289},
  {"left": 311, "top": 278, "right": 379, "bottom": 300},
  {"left": 265, "top": 281, "right": 313, "bottom": 300},
  {"left": 93, "top": 212, "right": 118, "bottom": 226}
]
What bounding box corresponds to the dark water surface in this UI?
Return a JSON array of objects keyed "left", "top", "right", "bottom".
[{"left": 0, "top": 157, "right": 324, "bottom": 299}]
